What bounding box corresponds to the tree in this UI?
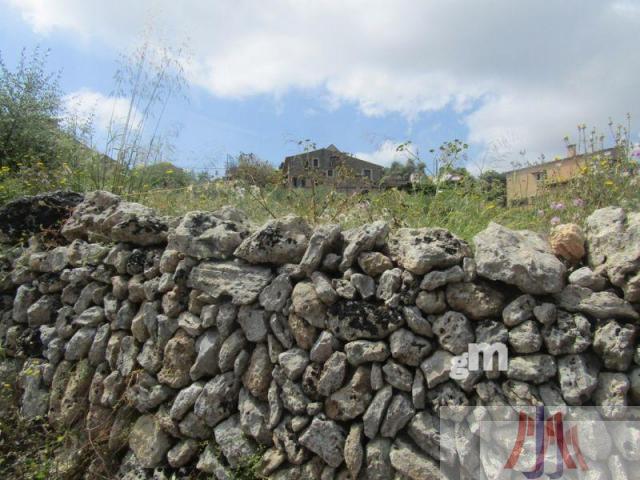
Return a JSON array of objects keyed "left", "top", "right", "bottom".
[
  {"left": 0, "top": 47, "right": 62, "bottom": 170},
  {"left": 225, "top": 152, "right": 280, "bottom": 187},
  {"left": 478, "top": 169, "right": 506, "bottom": 204}
]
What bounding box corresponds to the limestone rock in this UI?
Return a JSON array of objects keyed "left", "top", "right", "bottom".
[
  {"left": 549, "top": 223, "right": 585, "bottom": 263},
  {"left": 259, "top": 273, "right": 292, "bottom": 312},
  {"left": 389, "top": 438, "right": 441, "bottom": 480},
  {"left": 386, "top": 227, "right": 470, "bottom": 275},
  {"left": 129, "top": 414, "right": 172, "bottom": 468},
  {"left": 214, "top": 415, "right": 257, "bottom": 468},
  {"left": 557, "top": 354, "right": 600, "bottom": 405},
  {"left": 157, "top": 330, "right": 196, "bottom": 389},
  {"left": 167, "top": 209, "right": 250, "bottom": 260},
  {"left": 593, "top": 320, "right": 637, "bottom": 371},
  {"left": 325, "top": 366, "right": 372, "bottom": 421},
  {"left": 194, "top": 373, "right": 241, "bottom": 427},
  {"left": 299, "top": 417, "right": 346, "bottom": 468},
  {"left": 554, "top": 285, "right": 639, "bottom": 320},
  {"left": 507, "top": 354, "right": 556, "bottom": 384},
  {"left": 344, "top": 423, "right": 363, "bottom": 479},
  {"left": 445, "top": 282, "right": 504, "bottom": 320},
  {"left": 357, "top": 251, "right": 393, "bottom": 277},
  {"left": 234, "top": 215, "right": 312, "bottom": 265},
  {"left": 291, "top": 281, "right": 326, "bottom": 328},
  {"left": 299, "top": 224, "right": 341, "bottom": 274},
  {"left": 62, "top": 191, "right": 168, "bottom": 246},
  {"left": 327, "top": 301, "right": 403, "bottom": 341},
  {"left": 474, "top": 222, "right": 566, "bottom": 294},
  {"left": 432, "top": 311, "right": 474, "bottom": 355},
  {"left": 188, "top": 261, "right": 272, "bottom": 305},
  {"left": 339, "top": 221, "right": 389, "bottom": 271},
  {"left": 586, "top": 206, "right": 640, "bottom": 302},
  {"left": 569, "top": 266, "right": 608, "bottom": 291}
]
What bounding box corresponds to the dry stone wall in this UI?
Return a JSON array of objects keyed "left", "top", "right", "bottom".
[{"left": 1, "top": 190, "right": 640, "bottom": 479}]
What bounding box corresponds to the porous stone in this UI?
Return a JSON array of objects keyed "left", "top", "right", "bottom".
[
  {"left": 327, "top": 301, "right": 403, "bottom": 341},
  {"left": 299, "top": 224, "right": 341, "bottom": 274},
  {"left": 299, "top": 417, "right": 345, "bottom": 468},
  {"left": 325, "top": 366, "right": 372, "bottom": 421},
  {"left": 593, "top": 320, "right": 636, "bottom": 373},
  {"left": 445, "top": 282, "right": 504, "bottom": 320},
  {"left": 213, "top": 415, "right": 257, "bottom": 468},
  {"left": 557, "top": 354, "right": 601, "bottom": 405},
  {"left": 502, "top": 294, "right": 536, "bottom": 327},
  {"left": 389, "top": 438, "right": 441, "bottom": 480},
  {"left": 188, "top": 261, "right": 273, "bottom": 305},
  {"left": 542, "top": 311, "right": 592, "bottom": 355},
  {"left": 507, "top": 354, "right": 556, "bottom": 384},
  {"left": 380, "top": 393, "right": 414, "bottom": 438},
  {"left": 339, "top": 221, "right": 389, "bottom": 271},
  {"left": 350, "top": 273, "right": 376, "bottom": 300},
  {"left": 415, "top": 290, "right": 447, "bottom": 315},
  {"left": 167, "top": 209, "right": 250, "bottom": 260},
  {"left": 129, "top": 414, "right": 172, "bottom": 468},
  {"left": 569, "top": 266, "right": 608, "bottom": 291},
  {"left": 593, "top": 372, "right": 629, "bottom": 419},
  {"left": 420, "top": 265, "right": 464, "bottom": 291},
  {"left": 62, "top": 191, "right": 168, "bottom": 246},
  {"left": 508, "top": 320, "right": 542, "bottom": 354},
  {"left": 317, "top": 351, "right": 348, "bottom": 396},
  {"left": 382, "top": 360, "right": 413, "bottom": 392},
  {"left": 474, "top": 222, "right": 566, "bottom": 294},
  {"left": 259, "top": 273, "right": 292, "bottom": 312},
  {"left": 357, "top": 251, "right": 393, "bottom": 277},
  {"left": 386, "top": 227, "right": 471, "bottom": 275},
  {"left": 432, "top": 311, "right": 474, "bottom": 355},
  {"left": 389, "top": 328, "right": 432, "bottom": 366},
  {"left": 157, "top": 330, "right": 196, "bottom": 389},
  {"left": 235, "top": 215, "right": 311, "bottom": 265},
  {"left": 554, "top": 285, "right": 639, "bottom": 320},
  {"left": 291, "top": 281, "right": 326, "bottom": 328},
  {"left": 345, "top": 340, "right": 390, "bottom": 366},
  {"left": 420, "top": 350, "right": 453, "bottom": 388},
  {"left": 194, "top": 373, "right": 241, "bottom": 427},
  {"left": 585, "top": 206, "right": 640, "bottom": 302}
]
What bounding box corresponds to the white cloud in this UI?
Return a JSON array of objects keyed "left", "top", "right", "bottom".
[
  {"left": 355, "top": 140, "right": 406, "bottom": 167},
  {"left": 8, "top": 0, "right": 640, "bottom": 162},
  {"left": 63, "top": 89, "right": 142, "bottom": 135}
]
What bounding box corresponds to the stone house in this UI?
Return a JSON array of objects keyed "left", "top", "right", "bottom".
[
  {"left": 280, "top": 144, "right": 385, "bottom": 190},
  {"left": 505, "top": 145, "right": 618, "bottom": 205}
]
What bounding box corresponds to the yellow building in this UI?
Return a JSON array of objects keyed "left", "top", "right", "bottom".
[{"left": 505, "top": 146, "right": 617, "bottom": 205}]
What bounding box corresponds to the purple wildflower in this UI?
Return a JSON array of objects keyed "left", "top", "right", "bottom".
[
  {"left": 572, "top": 198, "right": 585, "bottom": 207},
  {"left": 550, "top": 216, "right": 561, "bottom": 225}
]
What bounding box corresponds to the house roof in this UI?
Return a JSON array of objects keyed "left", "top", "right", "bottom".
[
  {"left": 283, "top": 144, "right": 384, "bottom": 169},
  {"left": 504, "top": 147, "right": 617, "bottom": 175}
]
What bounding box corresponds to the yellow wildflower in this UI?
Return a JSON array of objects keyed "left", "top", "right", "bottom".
[{"left": 605, "top": 180, "right": 614, "bottom": 186}]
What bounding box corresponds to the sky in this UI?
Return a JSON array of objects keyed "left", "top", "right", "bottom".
[{"left": 2, "top": 0, "right": 639, "bottom": 175}]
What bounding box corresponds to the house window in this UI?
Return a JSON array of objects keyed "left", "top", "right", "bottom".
[
  {"left": 363, "top": 169, "right": 372, "bottom": 179},
  {"left": 532, "top": 171, "right": 546, "bottom": 181},
  {"left": 292, "top": 177, "right": 298, "bottom": 187},
  {"left": 300, "top": 178, "right": 306, "bottom": 188},
  {"left": 327, "top": 169, "right": 334, "bottom": 177},
  {"left": 313, "top": 158, "right": 319, "bottom": 168}
]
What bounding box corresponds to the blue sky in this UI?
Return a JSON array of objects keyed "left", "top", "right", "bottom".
[{"left": 2, "top": 1, "right": 639, "bottom": 174}]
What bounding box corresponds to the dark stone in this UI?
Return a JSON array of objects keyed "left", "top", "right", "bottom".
[
  {"left": 0, "top": 191, "right": 83, "bottom": 243},
  {"left": 327, "top": 301, "right": 404, "bottom": 341}
]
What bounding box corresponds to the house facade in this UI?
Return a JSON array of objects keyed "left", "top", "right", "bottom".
[
  {"left": 505, "top": 145, "right": 618, "bottom": 205},
  {"left": 280, "top": 144, "right": 385, "bottom": 190}
]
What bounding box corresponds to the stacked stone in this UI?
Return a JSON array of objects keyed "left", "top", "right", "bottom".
[{"left": 1, "top": 191, "right": 640, "bottom": 479}]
